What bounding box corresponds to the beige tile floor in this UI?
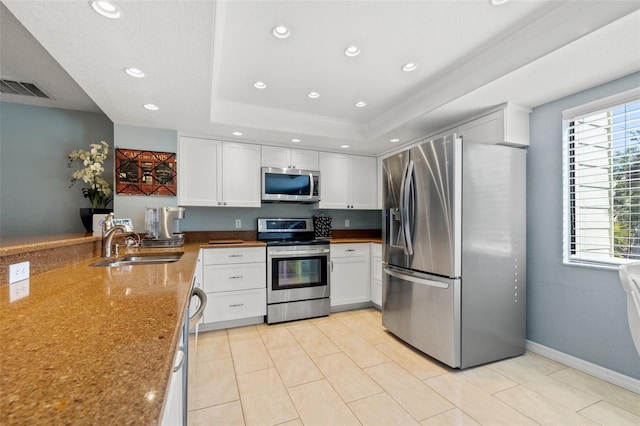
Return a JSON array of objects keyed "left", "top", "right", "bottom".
[{"left": 187, "top": 308, "right": 640, "bottom": 426}]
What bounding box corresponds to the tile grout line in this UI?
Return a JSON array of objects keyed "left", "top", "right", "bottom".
[{"left": 258, "top": 323, "right": 304, "bottom": 426}]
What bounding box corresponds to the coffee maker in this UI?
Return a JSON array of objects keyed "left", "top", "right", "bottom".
[{"left": 142, "top": 207, "right": 185, "bottom": 247}]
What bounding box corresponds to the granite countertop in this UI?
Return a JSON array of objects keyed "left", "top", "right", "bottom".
[{"left": 0, "top": 243, "right": 200, "bottom": 425}]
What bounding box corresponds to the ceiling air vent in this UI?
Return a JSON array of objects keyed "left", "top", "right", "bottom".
[{"left": 0, "top": 79, "right": 50, "bottom": 98}]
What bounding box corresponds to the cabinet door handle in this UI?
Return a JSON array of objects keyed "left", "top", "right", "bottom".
[
  {"left": 229, "top": 303, "right": 244, "bottom": 308},
  {"left": 229, "top": 275, "right": 243, "bottom": 279},
  {"left": 173, "top": 348, "right": 185, "bottom": 373},
  {"left": 346, "top": 249, "right": 356, "bottom": 252},
  {"left": 228, "top": 254, "right": 243, "bottom": 258},
  {"left": 331, "top": 260, "right": 334, "bottom": 272}
]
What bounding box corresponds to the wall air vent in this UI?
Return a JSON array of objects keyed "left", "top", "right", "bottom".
[{"left": 0, "top": 79, "right": 50, "bottom": 98}]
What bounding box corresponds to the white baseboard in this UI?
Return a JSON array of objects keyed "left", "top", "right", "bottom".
[{"left": 526, "top": 340, "right": 640, "bottom": 394}]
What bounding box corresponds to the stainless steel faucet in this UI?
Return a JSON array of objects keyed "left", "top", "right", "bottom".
[
  {"left": 101, "top": 213, "right": 128, "bottom": 257},
  {"left": 102, "top": 225, "right": 127, "bottom": 257}
]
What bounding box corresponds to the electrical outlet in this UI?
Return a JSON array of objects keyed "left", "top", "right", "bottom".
[
  {"left": 235, "top": 219, "right": 242, "bottom": 229},
  {"left": 9, "top": 261, "right": 30, "bottom": 284},
  {"left": 345, "top": 219, "right": 350, "bottom": 228},
  {"left": 9, "top": 279, "right": 29, "bottom": 302}
]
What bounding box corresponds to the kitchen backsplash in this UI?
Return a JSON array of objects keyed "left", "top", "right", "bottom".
[{"left": 181, "top": 204, "right": 382, "bottom": 232}]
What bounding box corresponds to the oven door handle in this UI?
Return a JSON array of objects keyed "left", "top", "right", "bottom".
[{"left": 269, "top": 248, "right": 330, "bottom": 257}]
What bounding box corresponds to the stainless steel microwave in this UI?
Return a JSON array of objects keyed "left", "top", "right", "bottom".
[{"left": 261, "top": 167, "right": 320, "bottom": 203}]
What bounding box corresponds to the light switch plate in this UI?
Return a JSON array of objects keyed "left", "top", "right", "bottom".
[
  {"left": 9, "top": 261, "right": 30, "bottom": 284},
  {"left": 345, "top": 219, "right": 350, "bottom": 228}
]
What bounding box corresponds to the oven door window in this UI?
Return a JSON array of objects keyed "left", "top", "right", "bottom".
[{"left": 272, "top": 256, "right": 327, "bottom": 290}]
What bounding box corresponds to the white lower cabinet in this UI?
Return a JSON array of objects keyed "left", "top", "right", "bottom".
[
  {"left": 200, "top": 247, "right": 266, "bottom": 328},
  {"left": 330, "top": 243, "right": 370, "bottom": 308},
  {"left": 205, "top": 288, "right": 266, "bottom": 322},
  {"left": 370, "top": 243, "right": 382, "bottom": 307}
]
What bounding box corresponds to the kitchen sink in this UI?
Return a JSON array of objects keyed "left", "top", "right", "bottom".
[{"left": 90, "top": 252, "right": 183, "bottom": 267}]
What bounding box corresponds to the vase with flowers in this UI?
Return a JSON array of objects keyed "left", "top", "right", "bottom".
[{"left": 68, "top": 141, "right": 113, "bottom": 232}]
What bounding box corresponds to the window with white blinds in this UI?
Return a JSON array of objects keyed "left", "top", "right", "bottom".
[{"left": 563, "top": 89, "right": 640, "bottom": 267}]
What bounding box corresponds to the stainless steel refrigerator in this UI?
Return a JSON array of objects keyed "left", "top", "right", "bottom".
[{"left": 382, "top": 134, "right": 526, "bottom": 369}]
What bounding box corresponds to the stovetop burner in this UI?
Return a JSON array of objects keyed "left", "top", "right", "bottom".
[{"left": 257, "top": 217, "right": 328, "bottom": 245}]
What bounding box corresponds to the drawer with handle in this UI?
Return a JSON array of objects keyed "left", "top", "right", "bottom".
[
  {"left": 204, "top": 263, "right": 266, "bottom": 292},
  {"left": 203, "top": 247, "right": 265, "bottom": 265},
  {"left": 330, "top": 243, "right": 370, "bottom": 258},
  {"left": 204, "top": 288, "right": 266, "bottom": 322}
]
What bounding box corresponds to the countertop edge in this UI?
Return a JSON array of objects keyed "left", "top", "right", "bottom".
[{"left": 0, "top": 234, "right": 100, "bottom": 256}]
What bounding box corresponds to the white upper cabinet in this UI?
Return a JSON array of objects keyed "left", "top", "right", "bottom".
[
  {"left": 222, "top": 142, "right": 261, "bottom": 207},
  {"left": 261, "top": 146, "right": 319, "bottom": 170},
  {"left": 319, "top": 152, "right": 350, "bottom": 208},
  {"left": 458, "top": 105, "right": 530, "bottom": 147},
  {"left": 178, "top": 136, "right": 222, "bottom": 206},
  {"left": 349, "top": 155, "right": 377, "bottom": 209},
  {"left": 178, "top": 137, "right": 260, "bottom": 207},
  {"left": 319, "top": 152, "right": 377, "bottom": 209}
]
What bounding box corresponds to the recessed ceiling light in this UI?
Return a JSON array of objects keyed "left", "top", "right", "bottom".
[
  {"left": 124, "top": 67, "right": 145, "bottom": 78},
  {"left": 272, "top": 25, "right": 290, "bottom": 39},
  {"left": 390, "top": 138, "right": 400, "bottom": 143},
  {"left": 291, "top": 138, "right": 301, "bottom": 143},
  {"left": 344, "top": 46, "right": 361, "bottom": 57},
  {"left": 340, "top": 145, "right": 350, "bottom": 149},
  {"left": 90, "top": 1, "right": 121, "bottom": 19},
  {"left": 402, "top": 63, "right": 418, "bottom": 72},
  {"left": 355, "top": 101, "right": 367, "bottom": 108},
  {"left": 491, "top": 0, "right": 509, "bottom": 5},
  {"left": 143, "top": 104, "right": 158, "bottom": 111},
  {"left": 308, "top": 92, "right": 320, "bottom": 99},
  {"left": 253, "top": 81, "right": 267, "bottom": 89},
  {"left": 232, "top": 131, "right": 243, "bottom": 136}
]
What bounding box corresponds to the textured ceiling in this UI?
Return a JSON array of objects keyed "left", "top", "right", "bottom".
[{"left": 1, "top": 0, "right": 639, "bottom": 155}]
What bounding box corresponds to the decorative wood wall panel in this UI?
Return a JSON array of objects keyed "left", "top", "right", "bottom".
[{"left": 115, "top": 148, "right": 177, "bottom": 196}]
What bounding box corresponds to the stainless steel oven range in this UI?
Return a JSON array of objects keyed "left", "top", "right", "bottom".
[{"left": 258, "top": 218, "right": 330, "bottom": 324}]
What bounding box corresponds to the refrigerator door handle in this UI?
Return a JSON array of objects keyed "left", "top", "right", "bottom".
[
  {"left": 384, "top": 267, "right": 449, "bottom": 289},
  {"left": 399, "top": 160, "right": 409, "bottom": 254},
  {"left": 403, "top": 160, "right": 415, "bottom": 256}
]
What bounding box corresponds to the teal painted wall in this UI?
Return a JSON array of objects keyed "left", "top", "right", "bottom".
[
  {"left": 113, "top": 124, "right": 179, "bottom": 232},
  {"left": 527, "top": 72, "right": 640, "bottom": 379},
  {"left": 0, "top": 102, "right": 114, "bottom": 237}
]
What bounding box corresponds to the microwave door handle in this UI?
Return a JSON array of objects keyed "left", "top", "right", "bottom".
[{"left": 309, "top": 172, "right": 314, "bottom": 197}]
